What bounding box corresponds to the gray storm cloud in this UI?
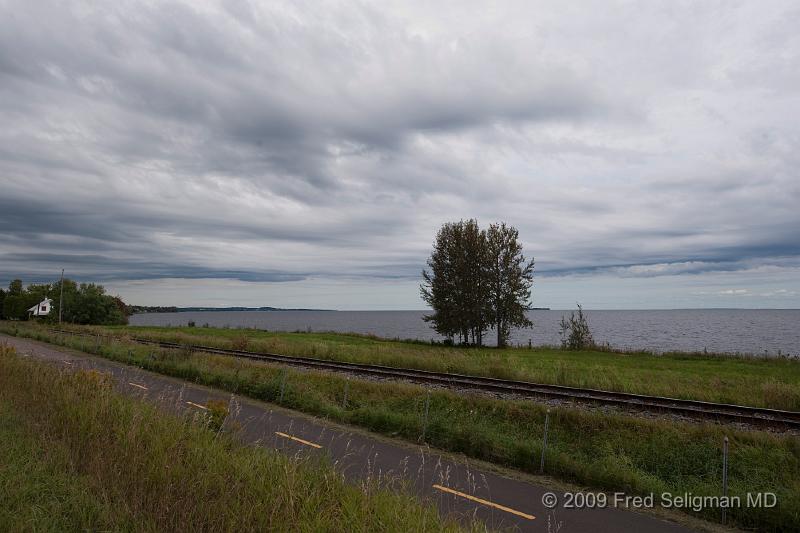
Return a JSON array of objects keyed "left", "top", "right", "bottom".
[{"left": 1, "top": 1, "right": 799, "bottom": 307}]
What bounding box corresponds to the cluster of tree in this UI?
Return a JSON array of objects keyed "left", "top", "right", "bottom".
[
  {"left": 0, "top": 278, "right": 128, "bottom": 325},
  {"left": 0, "top": 279, "right": 48, "bottom": 320},
  {"left": 420, "top": 220, "right": 535, "bottom": 347}
]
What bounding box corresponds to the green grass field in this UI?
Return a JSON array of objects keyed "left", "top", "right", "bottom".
[
  {"left": 0, "top": 343, "right": 473, "bottom": 532},
  {"left": 89, "top": 323, "right": 800, "bottom": 410},
  {"left": 3, "top": 322, "right": 799, "bottom": 531}
]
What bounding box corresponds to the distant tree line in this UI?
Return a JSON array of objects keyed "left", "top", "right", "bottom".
[
  {"left": 420, "top": 220, "right": 535, "bottom": 347},
  {"left": 126, "top": 305, "right": 180, "bottom": 314},
  {"left": 0, "top": 278, "right": 128, "bottom": 325}
]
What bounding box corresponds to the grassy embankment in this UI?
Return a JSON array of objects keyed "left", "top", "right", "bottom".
[
  {"left": 3, "top": 322, "right": 800, "bottom": 531},
  {"left": 110, "top": 324, "right": 800, "bottom": 410},
  {"left": 0, "top": 343, "right": 472, "bottom": 532}
]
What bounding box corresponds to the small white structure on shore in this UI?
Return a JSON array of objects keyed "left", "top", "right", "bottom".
[{"left": 28, "top": 298, "right": 53, "bottom": 317}]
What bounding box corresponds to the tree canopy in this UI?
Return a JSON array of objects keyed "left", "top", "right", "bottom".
[
  {"left": 485, "top": 223, "right": 534, "bottom": 347},
  {"left": 1, "top": 279, "right": 47, "bottom": 320},
  {"left": 420, "top": 220, "right": 489, "bottom": 345},
  {"left": 1, "top": 278, "right": 128, "bottom": 325},
  {"left": 420, "top": 220, "right": 534, "bottom": 347}
]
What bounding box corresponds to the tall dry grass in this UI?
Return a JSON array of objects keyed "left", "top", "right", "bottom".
[
  {"left": 41, "top": 322, "right": 800, "bottom": 410},
  {"left": 0, "top": 344, "right": 473, "bottom": 532}
]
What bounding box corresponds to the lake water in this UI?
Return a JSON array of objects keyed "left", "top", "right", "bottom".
[{"left": 129, "top": 309, "right": 800, "bottom": 356}]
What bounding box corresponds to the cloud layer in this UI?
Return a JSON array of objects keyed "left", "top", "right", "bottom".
[{"left": 1, "top": 1, "right": 799, "bottom": 308}]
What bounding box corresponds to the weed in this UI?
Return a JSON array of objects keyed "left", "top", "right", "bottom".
[
  {"left": 206, "top": 399, "right": 229, "bottom": 432},
  {"left": 230, "top": 335, "right": 249, "bottom": 351}
]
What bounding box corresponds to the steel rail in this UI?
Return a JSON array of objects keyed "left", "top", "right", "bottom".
[{"left": 48, "top": 328, "right": 800, "bottom": 428}]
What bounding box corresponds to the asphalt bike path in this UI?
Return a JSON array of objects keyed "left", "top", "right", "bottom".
[{"left": 1, "top": 334, "right": 694, "bottom": 533}]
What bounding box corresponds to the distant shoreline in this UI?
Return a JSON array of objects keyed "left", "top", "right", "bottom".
[
  {"left": 130, "top": 307, "right": 551, "bottom": 314},
  {"left": 129, "top": 306, "right": 335, "bottom": 314}
]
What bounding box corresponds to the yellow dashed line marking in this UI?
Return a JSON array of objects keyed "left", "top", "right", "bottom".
[
  {"left": 432, "top": 484, "right": 535, "bottom": 520},
  {"left": 186, "top": 401, "right": 208, "bottom": 410},
  {"left": 275, "top": 431, "right": 323, "bottom": 449},
  {"left": 128, "top": 382, "right": 148, "bottom": 390}
]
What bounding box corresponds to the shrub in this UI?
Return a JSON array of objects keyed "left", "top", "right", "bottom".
[
  {"left": 0, "top": 342, "right": 16, "bottom": 356},
  {"left": 559, "top": 304, "right": 595, "bottom": 350},
  {"left": 230, "top": 335, "right": 249, "bottom": 351},
  {"left": 205, "top": 399, "right": 229, "bottom": 432}
]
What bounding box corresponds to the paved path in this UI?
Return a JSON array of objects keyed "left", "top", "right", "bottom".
[{"left": 1, "top": 334, "right": 696, "bottom": 533}]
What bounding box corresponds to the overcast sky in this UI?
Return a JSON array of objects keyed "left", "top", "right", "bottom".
[{"left": 1, "top": 1, "right": 799, "bottom": 309}]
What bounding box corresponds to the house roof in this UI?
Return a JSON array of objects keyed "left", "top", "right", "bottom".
[{"left": 28, "top": 298, "right": 53, "bottom": 314}]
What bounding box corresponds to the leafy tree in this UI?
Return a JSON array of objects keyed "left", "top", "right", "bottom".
[
  {"left": 2, "top": 280, "right": 51, "bottom": 320},
  {"left": 485, "top": 223, "right": 534, "bottom": 348},
  {"left": 76, "top": 283, "right": 127, "bottom": 325},
  {"left": 47, "top": 278, "right": 79, "bottom": 324},
  {"left": 0, "top": 278, "right": 128, "bottom": 325},
  {"left": 2, "top": 279, "right": 29, "bottom": 319},
  {"left": 0, "top": 288, "right": 5, "bottom": 319},
  {"left": 46, "top": 280, "right": 128, "bottom": 325},
  {"left": 25, "top": 283, "right": 52, "bottom": 308},
  {"left": 459, "top": 220, "right": 490, "bottom": 345},
  {"left": 421, "top": 221, "right": 465, "bottom": 343},
  {"left": 421, "top": 220, "right": 534, "bottom": 347},
  {"left": 8, "top": 279, "right": 22, "bottom": 295},
  {"left": 420, "top": 220, "right": 489, "bottom": 345}
]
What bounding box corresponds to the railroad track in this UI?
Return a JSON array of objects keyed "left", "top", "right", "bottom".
[{"left": 48, "top": 328, "right": 800, "bottom": 429}]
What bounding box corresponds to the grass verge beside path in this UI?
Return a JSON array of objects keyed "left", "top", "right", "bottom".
[
  {"left": 93, "top": 323, "right": 800, "bottom": 411},
  {"left": 3, "top": 324, "right": 800, "bottom": 531},
  {"left": 0, "top": 343, "right": 472, "bottom": 533}
]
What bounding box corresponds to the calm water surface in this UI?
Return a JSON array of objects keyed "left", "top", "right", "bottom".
[{"left": 130, "top": 309, "right": 800, "bottom": 356}]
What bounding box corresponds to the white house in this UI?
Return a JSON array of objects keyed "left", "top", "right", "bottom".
[{"left": 28, "top": 298, "right": 53, "bottom": 317}]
